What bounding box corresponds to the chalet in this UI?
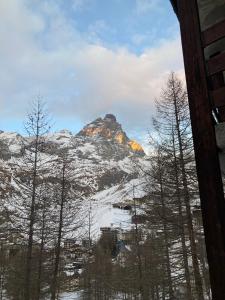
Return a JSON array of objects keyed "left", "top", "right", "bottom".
[
  {"left": 63, "top": 239, "right": 88, "bottom": 262},
  {"left": 117, "top": 230, "right": 134, "bottom": 244},
  {"left": 112, "top": 202, "right": 132, "bottom": 210},
  {"left": 100, "top": 227, "right": 111, "bottom": 233},
  {"left": 64, "top": 238, "right": 77, "bottom": 250},
  {"left": 100, "top": 227, "right": 118, "bottom": 242},
  {"left": 82, "top": 239, "right": 91, "bottom": 248},
  {"left": 131, "top": 214, "right": 148, "bottom": 225}
]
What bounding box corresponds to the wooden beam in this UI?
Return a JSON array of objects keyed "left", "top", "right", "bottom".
[
  {"left": 169, "top": 0, "right": 178, "bottom": 17},
  {"left": 211, "top": 86, "right": 225, "bottom": 108},
  {"left": 207, "top": 52, "right": 225, "bottom": 75},
  {"left": 176, "top": 1, "right": 225, "bottom": 299},
  {"left": 202, "top": 19, "right": 225, "bottom": 48}
]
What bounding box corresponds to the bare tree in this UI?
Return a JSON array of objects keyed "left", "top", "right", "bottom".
[
  {"left": 152, "top": 72, "right": 205, "bottom": 299},
  {"left": 24, "top": 100, "right": 51, "bottom": 300},
  {"left": 8, "top": 99, "right": 51, "bottom": 300},
  {"left": 50, "top": 149, "right": 83, "bottom": 300}
]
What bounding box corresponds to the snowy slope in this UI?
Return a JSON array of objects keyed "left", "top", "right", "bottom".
[{"left": 0, "top": 114, "right": 150, "bottom": 237}]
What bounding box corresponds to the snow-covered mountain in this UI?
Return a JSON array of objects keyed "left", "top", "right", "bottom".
[{"left": 0, "top": 114, "right": 149, "bottom": 236}]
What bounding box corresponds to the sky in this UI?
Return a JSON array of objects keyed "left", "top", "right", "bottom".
[{"left": 0, "top": 0, "right": 184, "bottom": 145}]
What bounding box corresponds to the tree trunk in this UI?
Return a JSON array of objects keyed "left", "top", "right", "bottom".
[
  {"left": 133, "top": 190, "right": 145, "bottom": 300},
  {"left": 25, "top": 131, "right": 39, "bottom": 300},
  {"left": 36, "top": 203, "right": 47, "bottom": 300},
  {"left": 172, "top": 129, "right": 193, "bottom": 300},
  {"left": 158, "top": 154, "right": 175, "bottom": 300},
  {"left": 51, "top": 164, "right": 66, "bottom": 300}
]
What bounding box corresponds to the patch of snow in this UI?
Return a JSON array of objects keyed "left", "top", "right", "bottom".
[{"left": 59, "top": 291, "right": 83, "bottom": 300}]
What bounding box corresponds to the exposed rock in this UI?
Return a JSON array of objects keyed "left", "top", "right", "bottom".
[
  {"left": 0, "top": 114, "right": 147, "bottom": 197},
  {"left": 77, "top": 114, "right": 144, "bottom": 156},
  {"left": 128, "top": 140, "right": 144, "bottom": 153},
  {"left": 104, "top": 114, "right": 117, "bottom": 122}
]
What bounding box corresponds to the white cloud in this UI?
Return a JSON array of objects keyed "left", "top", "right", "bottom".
[
  {"left": 0, "top": 0, "right": 184, "bottom": 137},
  {"left": 77, "top": 39, "right": 182, "bottom": 105},
  {"left": 66, "top": 38, "right": 184, "bottom": 128}
]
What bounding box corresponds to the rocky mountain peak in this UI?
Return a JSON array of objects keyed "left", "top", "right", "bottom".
[
  {"left": 104, "top": 114, "right": 117, "bottom": 122},
  {"left": 77, "top": 114, "right": 122, "bottom": 139},
  {"left": 77, "top": 114, "right": 145, "bottom": 155}
]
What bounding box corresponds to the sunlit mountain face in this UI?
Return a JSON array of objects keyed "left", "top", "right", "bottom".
[{"left": 0, "top": 114, "right": 149, "bottom": 236}]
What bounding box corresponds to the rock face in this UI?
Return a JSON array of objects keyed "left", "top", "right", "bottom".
[
  {"left": 77, "top": 114, "right": 144, "bottom": 157},
  {"left": 0, "top": 115, "right": 146, "bottom": 189}
]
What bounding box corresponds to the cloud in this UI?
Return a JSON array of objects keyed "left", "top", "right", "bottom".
[
  {"left": 87, "top": 19, "right": 111, "bottom": 43},
  {"left": 71, "top": 0, "right": 91, "bottom": 11},
  {"left": 0, "top": 0, "right": 184, "bottom": 139},
  {"left": 135, "top": 0, "right": 160, "bottom": 14},
  {"left": 65, "top": 38, "right": 184, "bottom": 130},
  {"left": 131, "top": 34, "right": 148, "bottom": 46}
]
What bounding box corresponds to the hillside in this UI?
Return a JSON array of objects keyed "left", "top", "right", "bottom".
[{"left": 0, "top": 114, "right": 149, "bottom": 237}]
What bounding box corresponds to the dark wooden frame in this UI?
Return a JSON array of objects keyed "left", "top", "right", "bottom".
[
  {"left": 202, "top": 19, "right": 225, "bottom": 47},
  {"left": 170, "top": 0, "right": 225, "bottom": 299}
]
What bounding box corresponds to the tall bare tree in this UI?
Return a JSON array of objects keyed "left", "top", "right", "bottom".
[
  {"left": 50, "top": 149, "right": 83, "bottom": 300},
  {"left": 152, "top": 72, "right": 204, "bottom": 299},
  {"left": 8, "top": 99, "right": 51, "bottom": 300}
]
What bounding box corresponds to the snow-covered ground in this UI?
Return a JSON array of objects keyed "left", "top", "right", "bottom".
[
  {"left": 75, "top": 178, "right": 148, "bottom": 240},
  {"left": 59, "top": 291, "right": 83, "bottom": 300},
  {"left": 0, "top": 118, "right": 150, "bottom": 241}
]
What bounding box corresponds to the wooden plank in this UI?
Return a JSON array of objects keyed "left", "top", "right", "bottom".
[
  {"left": 176, "top": 1, "right": 225, "bottom": 299},
  {"left": 210, "top": 73, "right": 225, "bottom": 121},
  {"left": 211, "top": 87, "right": 225, "bottom": 108},
  {"left": 202, "top": 19, "right": 225, "bottom": 48},
  {"left": 207, "top": 52, "right": 225, "bottom": 75}
]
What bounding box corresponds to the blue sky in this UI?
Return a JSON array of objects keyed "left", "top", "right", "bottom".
[{"left": 0, "top": 0, "right": 184, "bottom": 145}]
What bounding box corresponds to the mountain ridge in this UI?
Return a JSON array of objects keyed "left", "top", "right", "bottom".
[
  {"left": 0, "top": 114, "right": 149, "bottom": 236},
  {"left": 77, "top": 113, "right": 145, "bottom": 156}
]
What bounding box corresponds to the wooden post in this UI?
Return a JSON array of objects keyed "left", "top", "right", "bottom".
[{"left": 174, "top": 0, "right": 225, "bottom": 299}]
